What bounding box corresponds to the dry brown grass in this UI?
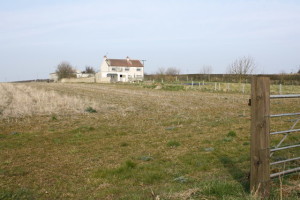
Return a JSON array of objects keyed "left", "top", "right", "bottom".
[{"left": 0, "top": 83, "right": 100, "bottom": 118}]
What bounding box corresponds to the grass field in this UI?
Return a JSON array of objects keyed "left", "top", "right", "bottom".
[{"left": 0, "top": 82, "right": 299, "bottom": 199}]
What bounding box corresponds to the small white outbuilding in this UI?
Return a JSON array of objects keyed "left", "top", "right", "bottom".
[{"left": 96, "top": 56, "right": 144, "bottom": 83}]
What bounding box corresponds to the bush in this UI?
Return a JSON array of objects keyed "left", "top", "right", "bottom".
[{"left": 55, "top": 62, "right": 76, "bottom": 80}]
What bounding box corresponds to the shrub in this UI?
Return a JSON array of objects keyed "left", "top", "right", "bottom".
[{"left": 55, "top": 62, "right": 76, "bottom": 80}]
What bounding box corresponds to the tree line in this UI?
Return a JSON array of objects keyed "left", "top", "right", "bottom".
[
  {"left": 156, "top": 56, "right": 256, "bottom": 77},
  {"left": 55, "top": 62, "right": 96, "bottom": 80}
]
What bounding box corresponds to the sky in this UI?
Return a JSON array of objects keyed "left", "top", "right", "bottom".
[{"left": 1, "top": 0, "right": 300, "bottom": 82}]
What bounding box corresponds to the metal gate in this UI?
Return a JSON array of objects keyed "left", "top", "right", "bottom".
[{"left": 250, "top": 76, "right": 300, "bottom": 197}]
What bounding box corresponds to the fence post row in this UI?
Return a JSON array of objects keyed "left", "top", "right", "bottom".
[{"left": 250, "top": 76, "right": 271, "bottom": 197}]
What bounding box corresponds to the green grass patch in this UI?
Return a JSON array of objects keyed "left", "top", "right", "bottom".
[
  {"left": 162, "top": 85, "right": 184, "bottom": 91},
  {"left": 227, "top": 130, "right": 237, "bottom": 137},
  {"left": 69, "top": 126, "right": 95, "bottom": 134},
  {"left": 167, "top": 140, "right": 181, "bottom": 147},
  {"left": 94, "top": 160, "right": 137, "bottom": 180},
  {"left": 0, "top": 188, "right": 36, "bottom": 200},
  {"left": 201, "top": 180, "right": 245, "bottom": 198},
  {"left": 143, "top": 84, "right": 156, "bottom": 89}
]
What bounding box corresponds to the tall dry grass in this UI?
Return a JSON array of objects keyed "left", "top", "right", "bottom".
[{"left": 0, "top": 83, "right": 98, "bottom": 118}]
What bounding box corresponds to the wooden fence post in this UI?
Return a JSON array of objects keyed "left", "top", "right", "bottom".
[{"left": 250, "top": 76, "right": 271, "bottom": 198}]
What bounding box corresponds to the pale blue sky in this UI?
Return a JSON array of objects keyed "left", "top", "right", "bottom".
[{"left": 1, "top": 0, "right": 300, "bottom": 82}]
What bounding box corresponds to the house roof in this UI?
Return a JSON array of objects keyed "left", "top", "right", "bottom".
[{"left": 106, "top": 58, "right": 144, "bottom": 67}]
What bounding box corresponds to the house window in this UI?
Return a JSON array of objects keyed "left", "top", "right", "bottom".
[
  {"left": 136, "top": 68, "right": 141, "bottom": 71},
  {"left": 125, "top": 68, "right": 130, "bottom": 71},
  {"left": 111, "top": 68, "right": 116, "bottom": 71}
]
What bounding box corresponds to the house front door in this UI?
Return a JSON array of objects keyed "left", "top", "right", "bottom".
[
  {"left": 120, "top": 74, "right": 126, "bottom": 82},
  {"left": 107, "top": 73, "right": 118, "bottom": 82}
]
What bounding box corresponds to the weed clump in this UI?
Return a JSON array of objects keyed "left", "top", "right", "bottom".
[
  {"left": 223, "top": 131, "right": 237, "bottom": 142},
  {"left": 85, "top": 106, "right": 97, "bottom": 113},
  {"left": 227, "top": 131, "right": 237, "bottom": 137},
  {"left": 51, "top": 115, "right": 57, "bottom": 121},
  {"left": 167, "top": 140, "right": 180, "bottom": 147},
  {"left": 120, "top": 142, "right": 129, "bottom": 147},
  {"left": 125, "top": 160, "right": 137, "bottom": 169}
]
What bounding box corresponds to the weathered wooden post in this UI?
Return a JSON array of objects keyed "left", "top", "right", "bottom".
[
  {"left": 279, "top": 84, "right": 282, "bottom": 95},
  {"left": 227, "top": 83, "right": 230, "bottom": 91},
  {"left": 250, "top": 76, "right": 271, "bottom": 198}
]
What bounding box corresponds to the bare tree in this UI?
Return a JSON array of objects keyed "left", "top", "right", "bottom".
[
  {"left": 165, "top": 67, "right": 180, "bottom": 75},
  {"left": 228, "top": 56, "right": 256, "bottom": 74},
  {"left": 200, "top": 65, "right": 213, "bottom": 74},
  {"left": 227, "top": 56, "right": 256, "bottom": 81},
  {"left": 200, "top": 65, "right": 213, "bottom": 81},
  {"left": 156, "top": 67, "right": 166, "bottom": 75},
  {"left": 84, "top": 66, "right": 96, "bottom": 74},
  {"left": 279, "top": 70, "right": 286, "bottom": 75},
  {"left": 55, "top": 62, "right": 76, "bottom": 80}
]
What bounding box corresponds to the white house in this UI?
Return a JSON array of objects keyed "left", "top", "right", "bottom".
[
  {"left": 49, "top": 73, "right": 59, "bottom": 82},
  {"left": 96, "top": 56, "right": 144, "bottom": 82}
]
